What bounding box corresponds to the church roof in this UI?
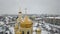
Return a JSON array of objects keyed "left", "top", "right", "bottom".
[{"left": 20, "top": 16, "right": 33, "bottom": 28}]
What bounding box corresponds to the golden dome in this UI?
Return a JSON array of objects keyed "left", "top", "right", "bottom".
[{"left": 20, "top": 16, "right": 33, "bottom": 28}]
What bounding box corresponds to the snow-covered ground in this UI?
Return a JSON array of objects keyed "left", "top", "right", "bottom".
[
  {"left": 33, "top": 20, "right": 60, "bottom": 34},
  {"left": 0, "top": 20, "right": 60, "bottom": 34},
  {"left": 33, "top": 22, "right": 49, "bottom": 34}
]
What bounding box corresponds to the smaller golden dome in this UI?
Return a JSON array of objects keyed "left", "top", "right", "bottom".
[
  {"left": 17, "top": 8, "right": 22, "bottom": 23},
  {"left": 14, "top": 24, "right": 19, "bottom": 31},
  {"left": 15, "top": 31, "right": 22, "bottom": 34},
  {"left": 20, "top": 16, "right": 33, "bottom": 28},
  {"left": 17, "top": 18, "right": 23, "bottom": 23},
  {"left": 14, "top": 24, "right": 19, "bottom": 29},
  {"left": 36, "top": 28, "right": 41, "bottom": 32}
]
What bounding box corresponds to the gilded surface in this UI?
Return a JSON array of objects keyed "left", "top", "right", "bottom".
[{"left": 20, "top": 16, "right": 33, "bottom": 28}]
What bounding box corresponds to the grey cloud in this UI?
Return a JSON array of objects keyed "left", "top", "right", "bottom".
[{"left": 0, "top": 0, "right": 60, "bottom": 15}]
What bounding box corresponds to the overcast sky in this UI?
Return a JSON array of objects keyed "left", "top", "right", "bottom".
[{"left": 0, "top": 0, "right": 60, "bottom": 15}]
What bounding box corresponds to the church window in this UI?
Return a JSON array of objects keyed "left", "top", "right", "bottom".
[
  {"left": 27, "top": 31, "right": 29, "bottom": 34},
  {"left": 22, "top": 31, "right": 24, "bottom": 34}
]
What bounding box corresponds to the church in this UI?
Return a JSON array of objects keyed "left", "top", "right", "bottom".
[{"left": 14, "top": 8, "right": 41, "bottom": 34}]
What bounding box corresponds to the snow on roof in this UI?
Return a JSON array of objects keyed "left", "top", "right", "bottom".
[
  {"left": 33, "top": 27, "right": 37, "bottom": 31},
  {"left": 46, "top": 17, "right": 54, "bottom": 19},
  {"left": 46, "top": 17, "right": 60, "bottom": 19},
  {"left": 55, "top": 17, "right": 60, "bottom": 19},
  {"left": 35, "top": 18, "right": 42, "bottom": 20}
]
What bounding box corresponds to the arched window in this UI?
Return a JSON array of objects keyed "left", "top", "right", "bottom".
[
  {"left": 5, "top": 33, "right": 8, "bottom": 34},
  {"left": 27, "top": 31, "right": 29, "bottom": 34},
  {"left": 22, "top": 31, "right": 24, "bottom": 34}
]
